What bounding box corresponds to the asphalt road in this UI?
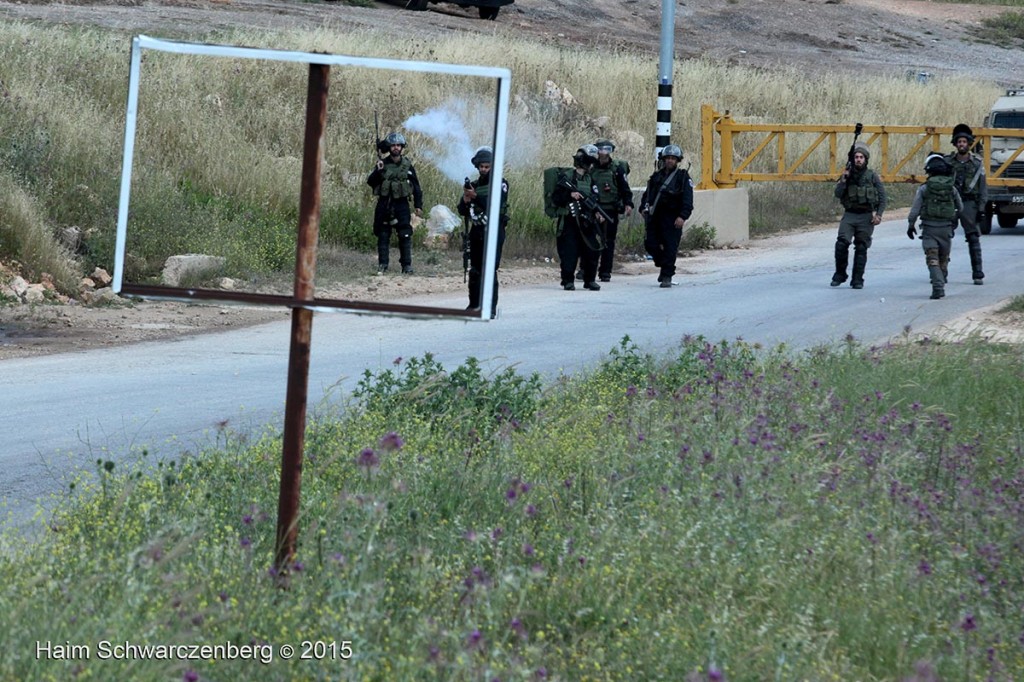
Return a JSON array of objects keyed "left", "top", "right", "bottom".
[{"left": 3, "top": 219, "right": 1023, "bottom": 530}]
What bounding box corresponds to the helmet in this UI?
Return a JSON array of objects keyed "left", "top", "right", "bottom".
[
  {"left": 852, "top": 141, "right": 870, "bottom": 161},
  {"left": 574, "top": 144, "right": 599, "bottom": 167},
  {"left": 660, "top": 144, "right": 683, "bottom": 160},
  {"left": 384, "top": 132, "right": 407, "bottom": 147},
  {"left": 951, "top": 123, "right": 974, "bottom": 145},
  {"left": 595, "top": 139, "right": 615, "bottom": 153},
  {"left": 471, "top": 146, "right": 493, "bottom": 167},
  {"left": 924, "top": 153, "right": 951, "bottom": 175}
]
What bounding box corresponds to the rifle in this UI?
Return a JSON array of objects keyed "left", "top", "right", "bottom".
[
  {"left": 845, "top": 122, "right": 864, "bottom": 175},
  {"left": 462, "top": 177, "right": 473, "bottom": 282},
  {"left": 373, "top": 111, "right": 387, "bottom": 161},
  {"left": 557, "top": 178, "right": 614, "bottom": 225}
]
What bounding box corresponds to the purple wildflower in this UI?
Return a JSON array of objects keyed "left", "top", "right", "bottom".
[
  {"left": 960, "top": 614, "right": 977, "bottom": 632},
  {"left": 184, "top": 671, "right": 199, "bottom": 682},
  {"left": 356, "top": 447, "right": 379, "bottom": 469},
  {"left": 522, "top": 543, "right": 534, "bottom": 556},
  {"left": 625, "top": 385, "right": 638, "bottom": 397},
  {"left": 918, "top": 560, "right": 932, "bottom": 576},
  {"left": 491, "top": 527, "right": 504, "bottom": 541},
  {"left": 525, "top": 504, "right": 538, "bottom": 517},
  {"left": 466, "top": 629, "right": 483, "bottom": 650},
  {"left": 379, "top": 432, "right": 404, "bottom": 451},
  {"left": 240, "top": 537, "right": 252, "bottom": 549}
]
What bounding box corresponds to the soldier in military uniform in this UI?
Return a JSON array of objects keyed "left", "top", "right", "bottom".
[
  {"left": 367, "top": 132, "right": 423, "bottom": 274},
  {"left": 831, "top": 141, "right": 886, "bottom": 289},
  {"left": 639, "top": 145, "right": 693, "bottom": 288},
  {"left": 576, "top": 139, "right": 633, "bottom": 282},
  {"left": 457, "top": 146, "right": 508, "bottom": 315},
  {"left": 945, "top": 123, "right": 987, "bottom": 285},
  {"left": 907, "top": 154, "right": 963, "bottom": 300},
  {"left": 551, "top": 145, "right": 606, "bottom": 291}
]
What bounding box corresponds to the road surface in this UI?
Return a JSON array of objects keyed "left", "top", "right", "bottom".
[{"left": 3, "top": 219, "right": 1023, "bottom": 530}]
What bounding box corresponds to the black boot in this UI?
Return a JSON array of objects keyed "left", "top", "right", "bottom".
[
  {"left": 831, "top": 240, "right": 849, "bottom": 286},
  {"left": 399, "top": 238, "right": 414, "bottom": 274},
  {"left": 928, "top": 264, "right": 945, "bottom": 299},
  {"left": 967, "top": 237, "right": 984, "bottom": 284},
  {"left": 467, "top": 268, "right": 481, "bottom": 309},
  {"left": 850, "top": 244, "right": 867, "bottom": 289}
]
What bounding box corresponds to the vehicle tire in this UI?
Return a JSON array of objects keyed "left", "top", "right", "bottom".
[
  {"left": 979, "top": 210, "right": 993, "bottom": 235},
  {"left": 997, "top": 213, "right": 1019, "bottom": 229},
  {"left": 406, "top": 0, "right": 428, "bottom": 10},
  {"left": 479, "top": 6, "right": 500, "bottom": 19}
]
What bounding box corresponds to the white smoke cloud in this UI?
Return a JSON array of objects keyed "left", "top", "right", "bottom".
[{"left": 402, "top": 96, "right": 542, "bottom": 184}]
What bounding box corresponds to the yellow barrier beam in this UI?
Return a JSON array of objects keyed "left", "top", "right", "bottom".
[{"left": 697, "top": 104, "right": 1024, "bottom": 190}]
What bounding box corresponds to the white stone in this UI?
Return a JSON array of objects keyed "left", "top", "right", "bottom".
[{"left": 162, "top": 254, "right": 226, "bottom": 287}]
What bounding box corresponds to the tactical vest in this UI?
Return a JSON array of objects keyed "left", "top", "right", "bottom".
[
  {"left": 471, "top": 177, "right": 507, "bottom": 219},
  {"left": 946, "top": 154, "right": 982, "bottom": 200},
  {"left": 591, "top": 159, "right": 629, "bottom": 209},
  {"left": 373, "top": 157, "right": 414, "bottom": 200},
  {"left": 841, "top": 168, "right": 880, "bottom": 211},
  {"left": 921, "top": 175, "right": 957, "bottom": 221},
  {"left": 554, "top": 170, "right": 594, "bottom": 218}
]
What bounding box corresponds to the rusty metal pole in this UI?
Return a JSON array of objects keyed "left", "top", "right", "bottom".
[{"left": 274, "top": 62, "right": 329, "bottom": 572}]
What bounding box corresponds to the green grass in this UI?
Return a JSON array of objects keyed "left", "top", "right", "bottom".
[
  {"left": 3, "top": 335, "right": 1024, "bottom": 681},
  {"left": 998, "top": 294, "right": 1024, "bottom": 313},
  {"left": 974, "top": 10, "right": 1024, "bottom": 43}
]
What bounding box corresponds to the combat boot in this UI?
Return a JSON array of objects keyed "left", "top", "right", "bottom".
[
  {"left": 850, "top": 245, "right": 867, "bottom": 289},
  {"left": 967, "top": 237, "right": 984, "bottom": 284},
  {"left": 831, "top": 240, "right": 849, "bottom": 286}
]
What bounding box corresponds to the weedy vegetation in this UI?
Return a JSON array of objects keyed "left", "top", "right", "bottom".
[{"left": 2, "top": 335, "right": 1023, "bottom": 680}]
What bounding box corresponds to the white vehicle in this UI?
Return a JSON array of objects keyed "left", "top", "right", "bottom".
[{"left": 981, "top": 89, "right": 1024, "bottom": 233}]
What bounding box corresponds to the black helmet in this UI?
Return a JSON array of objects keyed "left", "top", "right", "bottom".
[
  {"left": 660, "top": 144, "right": 683, "bottom": 160},
  {"left": 951, "top": 123, "right": 974, "bottom": 145},
  {"left": 471, "top": 146, "right": 493, "bottom": 167},
  {"left": 384, "top": 132, "right": 407, "bottom": 147},
  {"left": 924, "top": 153, "right": 951, "bottom": 176},
  {"left": 574, "top": 144, "right": 599, "bottom": 167}
]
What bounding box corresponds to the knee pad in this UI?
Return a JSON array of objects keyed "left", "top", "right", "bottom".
[
  {"left": 925, "top": 248, "right": 939, "bottom": 267},
  {"left": 966, "top": 233, "right": 980, "bottom": 247},
  {"left": 836, "top": 236, "right": 851, "bottom": 248}
]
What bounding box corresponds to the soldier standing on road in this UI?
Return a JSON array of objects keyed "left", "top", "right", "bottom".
[
  {"left": 639, "top": 145, "right": 693, "bottom": 288},
  {"left": 457, "top": 146, "right": 508, "bottom": 316},
  {"left": 945, "top": 123, "right": 987, "bottom": 285},
  {"left": 576, "top": 139, "right": 633, "bottom": 283},
  {"left": 831, "top": 141, "right": 886, "bottom": 289},
  {"left": 907, "top": 154, "right": 963, "bottom": 300},
  {"left": 367, "top": 132, "right": 423, "bottom": 275},
  {"left": 552, "top": 145, "right": 606, "bottom": 291}
]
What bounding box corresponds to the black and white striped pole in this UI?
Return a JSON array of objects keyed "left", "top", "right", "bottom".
[{"left": 656, "top": 0, "right": 676, "bottom": 166}]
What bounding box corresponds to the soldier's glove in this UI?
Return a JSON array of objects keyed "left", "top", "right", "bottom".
[{"left": 906, "top": 224, "right": 917, "bottom": 240}]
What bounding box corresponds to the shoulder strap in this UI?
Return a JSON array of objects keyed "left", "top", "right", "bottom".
[{"left": 648, "top": 169, "right": 679, "bottom": 214}]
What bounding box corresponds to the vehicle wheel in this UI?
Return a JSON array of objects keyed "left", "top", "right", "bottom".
[
  {"left": 997, "top": 213, "right": 1019, "bottom": 229},
  {"left": 406, "top": 0, "right": 428, "bottom": 10},
  {"left": 479, "top": 6, "right": 499, "bottom": 20},
  {"left": 979, "top": 210, "right": 993, "bottom": 235}
]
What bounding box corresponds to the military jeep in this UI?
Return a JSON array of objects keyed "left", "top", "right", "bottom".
[
  {"left": 981, "top": 89, "right": 1024, "bottom": 233},
  {"left": 401, "top": 0, "right": 513, "bottom": 20}
]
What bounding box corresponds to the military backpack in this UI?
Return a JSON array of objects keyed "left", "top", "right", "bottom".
[{"left": 921, "top": 175, "right": 957, "bottom": 221}]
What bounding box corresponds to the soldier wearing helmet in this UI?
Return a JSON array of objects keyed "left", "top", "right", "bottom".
[
  {"left": 551, "top": 145, "right": 606, "bottom": 290},
  {"left": 944, "top": 123, "right": 987, "bottom": 285},
  {"left": 457, "top": 146, "right": 508, "bottom": 316},
  {"left": 367, "top": 131, "right": 423, "bottom": 274},
  {"left": 639, "top": 144, "right": 694, "bottom": 288},
  {"left": 831, "top": 141, "right": 886, "bottom": 289},
  {"left": 907, "top": 154, "right": 963, "bottom": 300},
  {"left": 576, "top": 139, "right": 634, "bottom": 283}
]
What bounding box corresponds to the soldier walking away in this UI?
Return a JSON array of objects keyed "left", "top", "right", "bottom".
[
  {"left": 576, "top": 139, "right": 634, "bottom": 282},
  {"left": 551, "top": 145, "right": 606, "bottom": 291},
  {"left": 367, "top": 132, "right": 423, "bottom": 274},
  {"left": 639, "top": 145, "right": 694, "bottom": 288},
  {"left": 907, "top": 154, "right": 963, "bottom": 300},
  {"left": 945, "top": 123, "right": 987, "bottom": 285},
  {"left": 831, "top": 141, "right": 886, "bottom": 289},
  {"left": 457, "top": 146, "right": 508, "bottom": 317}
]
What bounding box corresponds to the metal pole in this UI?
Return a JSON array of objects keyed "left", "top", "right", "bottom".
[
  {"left": 656, "top": 0, "right": 676, "bottom": 166},
  {"left": 275, "top": 62, "right": 329, "bottom": 572}
]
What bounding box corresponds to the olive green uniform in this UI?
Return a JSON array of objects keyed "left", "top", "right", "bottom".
[
  {"left": 832, "top": 167, "right": 886, "bottom": 288},
  {"left": 945, "top": 152, "right": 987, "bottom": 283}
]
